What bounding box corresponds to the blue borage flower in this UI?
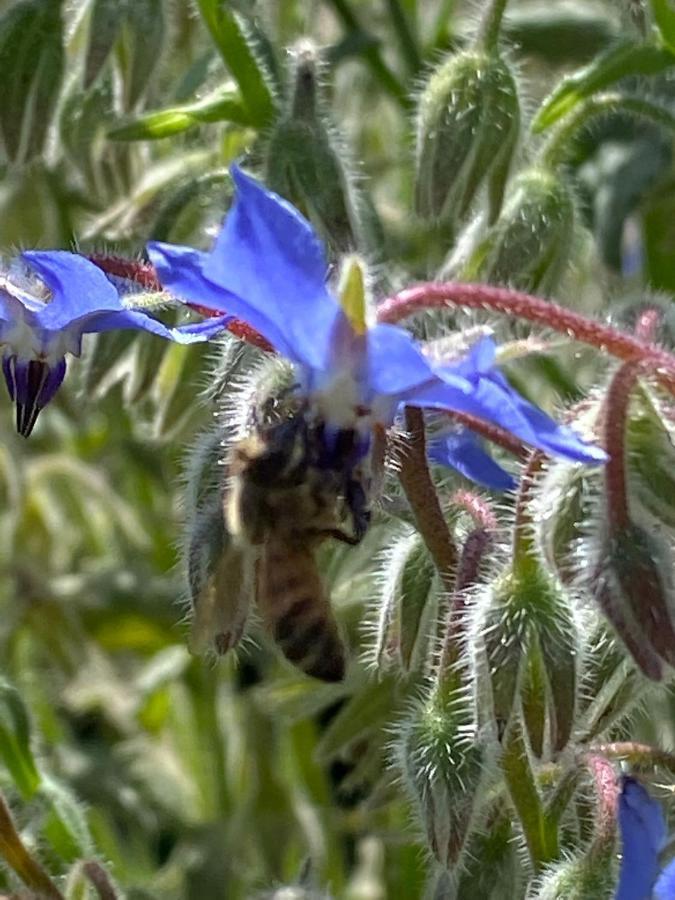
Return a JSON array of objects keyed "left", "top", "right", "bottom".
[
  {"left": 148, "top": 166, "right": 606, "bottom": 485},
  {"left": 616, "top": 776, "right": 675, "bottom": 899},
  {"left": 0, "top": 252, "right": 229, "bottom": 436}
]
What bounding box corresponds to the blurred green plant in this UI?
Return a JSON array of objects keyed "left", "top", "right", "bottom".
[{"left": 0, "top": 0, "right": 675, "bottom": 898}]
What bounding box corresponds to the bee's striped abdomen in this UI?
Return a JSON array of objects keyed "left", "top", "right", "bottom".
[{"left": 258, "top": 539, "right": 345, "bottom": 682}]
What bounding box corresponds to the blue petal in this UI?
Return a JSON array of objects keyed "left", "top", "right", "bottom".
[
  {"left": 654, "top": 857, "right": 675, "bottom": 899},
  {"left": 427, "top": 337, "right": 607, "bottom": 465},
  {"left": 365, "top": 323, "right": 438, "bottom": 396},
  {"left": 211, "top": 167, "right": 344, "bottom": 371},
  {"left": 615, "top": 777, "right": 666, "bottom": 900},
  {"left": 428, "top": 429, "right": 516, "bottom": 490},
  {"left": 78, "top": 309, "right": 230, "bottom": 343},
  {"left": 21, "top": 251, "right": 123, "bottom": 329},
  {"left": 153, "top": 165, "right": 347, "bottom": 372},
  {"left": 148, "top": 242, "right": 301, "bottom": 362}
]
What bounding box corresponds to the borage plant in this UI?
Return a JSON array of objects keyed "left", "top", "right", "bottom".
[{"left": 2, "top": 0, "right": 675, "bottom": 898}]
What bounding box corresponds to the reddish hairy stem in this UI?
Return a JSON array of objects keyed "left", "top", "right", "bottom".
[
  {"left": 512, "top": 451, "right": 545, "bottom": 566},
  {"left": 439, "top": 526, "right": 494, "bottom": 677},
  {"left": 604, "top": 362, "right": 642, "bottom": 533},
  {"left": 450, "top": 489, "right": 498, "bottom": 531},
  {"left": 377, "top": 283, "right": 675, "bottom": 395},
  {"left": 590, "top": 741, "right": 675, "bottom": 774},
  {"left": 89, "top": 254, "right": 161, "bottom": 290},
  {"left": 448, "top": 410, "right": 529, "bottom": 458},
  {"left": 398, "top": 407, "right": 458, "bottom": 590},
  {"left": 635, "top": 307, "right": 662, "bottom": 343},
  {"left": 583, "top": 752, "right": 619, "bottom": 857},
  {"left": 89, "top": 255, "right": 273, "bottom": 352}
]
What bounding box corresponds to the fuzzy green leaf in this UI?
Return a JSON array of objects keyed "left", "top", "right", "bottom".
[
  {"left": 195, "top": 0, "right": 275, "bottom": 127},
  {"left": 0, "top": 0, "right": 64, "bottom": 162},
  {"left": 532, "top": 41, "right": 675, "bottom": 131},
  {"left": 0, "top": 680, "right": 41, "bottom": 800}
]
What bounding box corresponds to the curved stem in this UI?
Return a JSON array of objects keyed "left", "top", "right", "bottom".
[
  {"left": 604, "top": 362, "right": 641, "bottom": 534},
  {"left": 512, "top": 451, "right": 545, "bottom": 571},
  {"left": 477, "top": 0, "right": 510, "bottom": 51},
  {"left": 448, "top": 409, "right": 529, "bottom": 458},
  {"left": 583, "top": 752, "right": 619, "bottom": 860},
  {"left": 397, "top": 406, "right": 458, "bottom": 590},
  {"left": 377, "top": 282, "right": 675, "bottom": 395},
  {"left": 541, "top": 93, "right": 675, "bottom": 168},
  {"left": 90, "top": 255, "right": 274, "bottom": 352}
]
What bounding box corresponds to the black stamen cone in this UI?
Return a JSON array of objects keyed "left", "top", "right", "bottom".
[{"left": 16, "top": 360, "right": 49, "bottom": 438}]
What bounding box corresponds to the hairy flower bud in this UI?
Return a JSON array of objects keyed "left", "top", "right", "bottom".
[
  {"left": 535, "top": 857, "right": 614, "bottom": 899},
  {"left": 415, "top": 50, "right": 520, "bottom": 227},
  {"left": 465, "top": 167, "right": 577, "bottom": 293},
  {"left": 627, "top": 385, "right": 675, "bottom": 529},
  {"left": 593, "top": 519, "right": 675, "bottom": 678},
  {"left": 396, "top": 688, "right": 491, "bottom": 868},
  {"left": 265, "top": 42, "right": 361, "bottom": 253},
  {"left": 478, "top": 563, "right": 578, "bottom": 747}
]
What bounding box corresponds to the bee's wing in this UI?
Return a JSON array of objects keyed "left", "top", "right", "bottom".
[
  {"left": 186, "top": 497, "right": 253, "bottom": 656},
  {"left": 189, "top": 544, "right": 254, "bottom": 656}
]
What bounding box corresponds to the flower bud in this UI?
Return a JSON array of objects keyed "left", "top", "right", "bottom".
[
  {"left": 396, "top": 688, "right": 491, "bottom": 868},
  {"left": 415, "top": 50, "right": 520, "bottom": 226},
  {"left": 537, "top": 462, "right": 595, "bottom": 585},
  {"left": 465, "top": 167, "right": 577, "bottom": 294},
  {"left": 265, "top": 42, "right": 361, "bottom": 253},
  {"left": 626, "top": 385, "right": 675, "bottom": 529},
  {"left": 453, "top": 813, "right": 522, "bottom": 898},
  {"left": 534, "top": 857, "right": 614, "bottom": 899},
  {"left": 593, "top": 519, "right": 675, "bottom": 678},
  {"left": 478, "top": 563, "right": 578, "bottom": 746}
]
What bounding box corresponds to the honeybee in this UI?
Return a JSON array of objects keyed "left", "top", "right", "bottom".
[{"left": 190, "top": 403, "right": 370, "bottom": 681}]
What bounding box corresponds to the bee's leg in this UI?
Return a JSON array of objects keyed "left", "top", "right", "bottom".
[
  {"left": 306, "top": 526, "right": 361, "bottom": 546},
  {"left": 345, "top": 477, "right": 371, "bottom": 543}
]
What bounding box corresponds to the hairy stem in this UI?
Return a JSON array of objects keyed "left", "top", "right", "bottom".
[
  {"left": 512, "top": 451, "right": 545, "bottom": 570},
  {"left": 477, "top": 0, "right": 510, "bottom": 50},
  {"left": 0, "top": 790, "right": 63, "bottom": 899},
  {"left": 501, "top": 717, "right": 559, "bottom": 871},
  {"left": 604, "top": 362, "right": 641, "bottom": 534},
  {"left": 590, "top": 741, "right": 675, "bottom": 774},
  {"left": 397, "top": 407, "right": 458, "bottom": 590},
  {"left": 541, "top": 93, "right": 675, "bottom": 169},
  {"left": 90, "top": 255, "right": 274, "bottom": 352},
  {"left": 325, "top": 0, "right": 409, "bottom": 106},
  {"left": 377, "top": 282, "right": 675, "bottom": 395},
  {"left": 448, "top": 410, "right": 529, "bottom": 458},
  {"left": 384, "top": 0, "right": 422, "bottom": 74},
  {"left": 583, "top": 752, "right": 619, "bottom": 860}
]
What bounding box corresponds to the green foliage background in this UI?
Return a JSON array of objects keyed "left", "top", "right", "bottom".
[{"left": 0, "top": 1, "right": 674, "bottom": 898}]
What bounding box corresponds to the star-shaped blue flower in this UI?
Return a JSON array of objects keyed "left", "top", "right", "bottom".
[
  {"left": 616, "top": 776, "right": 675, "bottom": 899},
  {"left": 0, "top": 252, "right": 228, "bottom": 436},
  {"left": 148, "top": 166, "right": 605, "bottom": 486}
]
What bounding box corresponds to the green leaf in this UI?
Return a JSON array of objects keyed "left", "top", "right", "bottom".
[
  {"left": 651, "top": 0, "right": 675, "bottom": 54},
  {"left": 316, "top": 676, "right": 398, "bottom": 761},
  {"left": 503, "top": 5, "right": 617, "bottom": 63},
  {"left": 108, "top": 83, "right": 252, "bottom": 139},
  {"left": 78, "top": 330, "right": 138, "bottom": 399},
  {"left": 0, "top": 0, "right": 64, "bottom": 162},
  {"left": 644, "top": 174, "right": 675, "bottom": 293},
  {"left": 40, "top": 775, "right": 94, "bottom": 863},
  {"left": 84, "top": 0, "right": 122, "bottom": 87},
  {"left": 0, "top": 679, "right": 41, "bottom": 800},
  {"left": 122, "top": 0, "right": 166, "bottom": 107},
  {"left": 532, "top": 41, "right": 675, "bottom": 131},
  {"left": 398, "top": 540, "right": 437, "bottom": 671},
  {"left": 195, "top": 0, "right": 275, "bottom": 127}
]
